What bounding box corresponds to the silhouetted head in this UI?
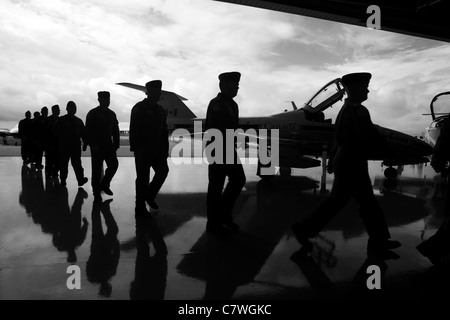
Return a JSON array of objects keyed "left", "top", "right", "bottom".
[
  {"left": 219, "top": 71, "right": 240, "bottom": 99},
  {"left": 41, "top": 106, "right": 48, "bottom": 117},
  {"left": 25, "top": 111, "right": 31, "bottom": 119},
  {"left": 342, "top": 72, "right": 371, "bottom": 103},
  {"left": 145, "top": 80, "right": 162, "bottom": 105},
  {"left": 51, "top": 104, "right": 60, "bottom": 116},
  {"left": 66, "top": 101, "right": 77, "bottom": 116},
  {"left": 98, "top": 91, "right": 111, "bottom": 108},
  {"left": 33, "top": 111, "right": 40, "bottom": 119}
]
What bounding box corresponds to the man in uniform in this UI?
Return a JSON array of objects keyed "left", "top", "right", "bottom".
[
  {"left": 43, "top": 105, "right": 60, "bottom": 177},
  {"left": 205, "top": 71, "right": 246, "bottom": 236},
  {"left": 130, "top": 80, "right": 169, "bottom": 214},
  {"left": 30, "top": 111, "right": 41, "bottom": 167},
  {"left": 34, "top": 106, "right": 48, "bottom": 170},
  {"left": 18, "top": 110, "right": 32, "bottom": 164},
  {"left": 291, "top": 72, "right": 400, "bottom": 254},
  {"left": 86, "top": 91, "right": 120, "bottom": 202},
  {"left": 53, "top": 101, "right": 89, "bottom": 187}
]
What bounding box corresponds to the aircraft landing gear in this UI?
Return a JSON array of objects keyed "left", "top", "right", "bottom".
[
  {"left": 384, "top": 166, "right": 398, "bottom": 179},
  {"left": 279, "top": 167, "right": 292, "bottom": 177},
  {"left": 257, "top": 160, "right": 275, "bottom": 180}
]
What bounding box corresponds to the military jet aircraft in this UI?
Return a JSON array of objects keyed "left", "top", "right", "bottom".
[
  {"left": 117, "top": 78, "right": 432, "bottom": 179},
  {"left": 423, "top": 91, "right": 450, "bottom": 148},
  {"left": 0, "top": 124, "right": 19, "bottom": 144}
]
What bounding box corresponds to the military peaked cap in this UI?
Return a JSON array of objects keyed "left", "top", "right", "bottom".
[
  {"left": 219, "top": 72, "right": 241, "bottom": 83},
  {"left": 97, "top": 91, "right": 110, "bottom": 99},
  {"left": 342, "top": 72, "right": 371, "bottom": 87},
  {"left": 145, "top": 80, "right": 162, "bottom": 91}
]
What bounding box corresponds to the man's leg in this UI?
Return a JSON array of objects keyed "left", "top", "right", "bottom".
[
  {"left": 21, "top": 139, "right": 28, "bottom": 163},
  {"left": 70, "top": 146, "right": 87, "bottom": 186},
  {"left": 292, "top": 173, "right": 350, "bottom": 250},
  {"left": 134, "top": 150, "right": 150, "bottom": 211},
  {"left": 206, "top": 164, "right": 227, "bottom": 232},
  {"left": 101, "top": 147, "right": 119, "bottom": 194},
  {"left": 35, "top": 142, "right": 44, "bottom": 169},
  {"left": 304, "top": 174, "right": 351, "bottom": 236},
  {"left": 90, "top": 147, "right": 104, "bottom": 200},
  {"left": 222, "top": 163, "right": 246, "bottom": 230},
  {"left": 354, "top": 173, "right": 394, "bottom": 249},
  {"left": 146, "top": 156, "right": 169, "bottom": 206},
  {"left": 59, "top": 148, "right": 70, "bottom": 185}
]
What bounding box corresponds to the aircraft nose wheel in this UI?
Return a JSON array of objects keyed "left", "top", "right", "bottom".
[{"left": 384, "top": 166, "right": 398, "bottom": 179}]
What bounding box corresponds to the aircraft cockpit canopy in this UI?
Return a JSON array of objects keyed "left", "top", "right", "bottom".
[
  {"left": 302, "top": 78, "right": 345, "bottom": 123},
  {"left": 430, "top": 91, "right": 450, "bottom": 120}
]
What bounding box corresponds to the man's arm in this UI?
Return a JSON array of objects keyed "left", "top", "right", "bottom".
[
  {"left": 160, "top": 106, "right": 169, "bottom": 157},
  {"left": 205, "top": 100, "right": 225, "bottom": 133},
  {"left": 359, "top": 107, "right": 395, "bottom": 158},
  {"left": 112, "top": 113, "right": 120, "bottom": 150},
  {"left": 129, "top": 107, "right": 137, "bottom": 152},
  {"left": 79, "top": 119, "right": 88, "bottom": 151},
  {"left": 85, "top": 111, "right": 94, "bottom": 148}
]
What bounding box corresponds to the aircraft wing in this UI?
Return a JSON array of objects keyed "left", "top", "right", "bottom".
[{"left": 116, "top": 82, "right": 188, "bottom": 101}]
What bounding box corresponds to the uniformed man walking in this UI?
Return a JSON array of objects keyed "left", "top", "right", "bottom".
[
  {"left": 34, "top": 106, "right": 48, "bottom": 170},
  {"left": 291, "top": 72, "right": 400, "bottom": 254},
  {"left": 18, "top": 110, "right": 32, "bottom": 164},
  {"left": 205, "top": 72, "right": 246, "bottom": 236},
  {"left": 130, "top": 80, "right": 169, "bottom": 214},
  {"left": 43, "top": 104, "right": 60, "bottom": 177},
  {"left": 53, "top": 101, "right": 89, "bottom": 187},
  {"left": 86, "top": 91, "right": 120, "bottom": 202}
]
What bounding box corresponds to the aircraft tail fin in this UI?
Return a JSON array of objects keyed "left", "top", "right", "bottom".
[{"left": 116, "top": 82, "right": 196, "bottom": 119}]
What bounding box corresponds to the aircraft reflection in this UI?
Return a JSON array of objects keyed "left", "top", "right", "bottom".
[{"left": 175, "top": 171, "right": 444, "bottom": 299}]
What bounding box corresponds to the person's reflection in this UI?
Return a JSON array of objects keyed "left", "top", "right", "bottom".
[
  {"left": 86, "top": 199, "right": 120, "bottom": 298},
  {"left": 290, "top": 247, "right": 336, "bottom": 298},
  {"left": 19, "top": 163, "right": 61, "bottom": 235},
  {"left": 52, "top": 187, "right": 89, "bottom": 263},
  {"left": 203, "top": 235, "right": 241, "bottom": 300},
  {"left": 130, "top": 214, "right": 168, "bottom": 300},
  {"left": 19, "top": 164, "right": 34, "bottom": 215},
  {"left": 28, "top": 166, "right": 46, "bottom": 225}
]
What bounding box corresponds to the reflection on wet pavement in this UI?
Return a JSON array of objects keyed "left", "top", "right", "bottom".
[{"left": 0, "top": 157, "right": 448, "bottom": 299}]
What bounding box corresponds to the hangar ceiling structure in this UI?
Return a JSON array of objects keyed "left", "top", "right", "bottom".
[{"left": 214, "top": 0, "right": 450, "bottom": 43}]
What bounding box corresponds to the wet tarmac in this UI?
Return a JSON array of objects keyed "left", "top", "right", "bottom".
[{"left": 0, "top": 153, "right": 449, "bottom": 300}]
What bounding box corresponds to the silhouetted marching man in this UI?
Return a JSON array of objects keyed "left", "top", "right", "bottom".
[
  {"left": 291, "top": 72, "right": 400, "bottom": 254},
  {"left": 43, "top": 105, "right": 60, "bottom": 177},
  {"left": 30, "top": 111, "right": 41, "bottom": 167},
  {"left": 130, "top": 80, "right": 169, "bottom": 214},
  {"left": 53, "top": 101, "right": 89, "bottom": 187},
  {"left": 86, "top": 91, "right": 120, "bottom": 202},
  {"left": 205, "top": 72, "right": 246, "bottom": 236},
  {"left": 18, "top": 110, "right": 32, "bottom": 164},
  {"left": 34, "top": 107, "right": 48, "bottom": 169}
]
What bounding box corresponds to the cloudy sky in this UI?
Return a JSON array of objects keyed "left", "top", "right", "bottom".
[{"left": 1, "top": 0, "right": 449, "bottom": 136}]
